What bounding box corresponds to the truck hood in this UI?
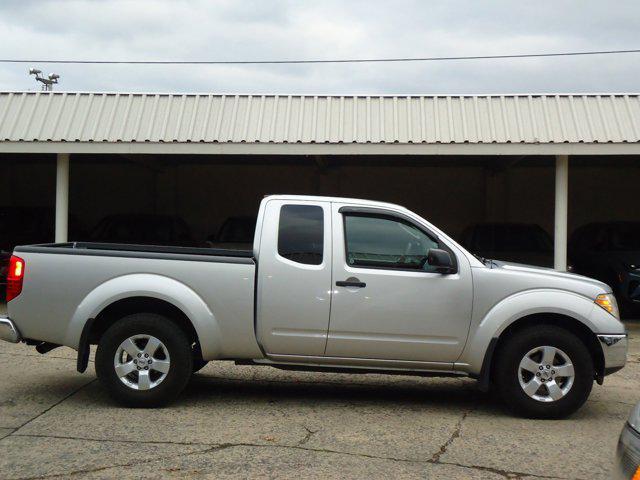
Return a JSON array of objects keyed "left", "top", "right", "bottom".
[{"left": 490, "top": 260, "right": 612, "bottom": 293}]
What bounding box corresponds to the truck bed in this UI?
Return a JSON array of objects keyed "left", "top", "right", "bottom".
[{"left": 9, "top": 241, "right": 260, "bottom": 359}]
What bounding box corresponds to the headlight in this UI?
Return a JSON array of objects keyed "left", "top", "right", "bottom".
[{"left": 595, "top": 293, "right": 620, "bottom": 318}]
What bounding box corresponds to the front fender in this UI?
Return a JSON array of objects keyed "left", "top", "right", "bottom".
[
  {"left": 64, "top": 273, "right": 222, "bottom": 359},
  {"left": 458, "top": 289, "right": 601, "bottom": 375}
]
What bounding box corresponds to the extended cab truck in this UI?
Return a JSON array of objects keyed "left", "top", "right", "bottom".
[{"left": 0, "top": 195, "right": 628, "bottom": 418}]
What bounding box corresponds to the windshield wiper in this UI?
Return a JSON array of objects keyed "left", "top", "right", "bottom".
[
  {"left": 472, "top": 253, "right": 487, "bottom": 263},
  {"left": 472, "top": 253, "right": 495, "bottom": 267}
]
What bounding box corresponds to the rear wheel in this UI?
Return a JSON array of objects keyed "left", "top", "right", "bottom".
[
  {"left": 493, "top": 325, "right": 594, "bottom": 418},
  {"left": 95, "top": 313, "right": 193, "bottom": 407}
]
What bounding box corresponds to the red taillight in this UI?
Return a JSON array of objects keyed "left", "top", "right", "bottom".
[{"left": 6, "top": 255, "right": 25, "bottom": 302}]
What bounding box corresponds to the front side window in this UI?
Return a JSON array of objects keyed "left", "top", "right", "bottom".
[
  {"left": 278, "top": 205, "right": 324, "bottom": 265},
  {"left": 344, "top": 214, "right": 439, "bottom": 271}
]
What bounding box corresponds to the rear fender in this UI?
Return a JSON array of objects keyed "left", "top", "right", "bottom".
[{"left": 64, "top": 273, "right": 222, "bottom": 359}]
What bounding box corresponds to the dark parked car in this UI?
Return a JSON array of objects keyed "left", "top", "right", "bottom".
[
  {"left": 90, "top": 214, "right": 197, "bottom": 246},
  {"left": 460, "top": 222, "right": 554, "bottom": 267},
  {"left": 569, "top": 222, "right": 640, "bottom": 317},
  {"left": 615, "top": 401, "right": 640, "bottom": 479},
  {"left": 0, "top": 206, "right": 85, "bottom": 301},
  {"left": 0, "top": 251, "right": 8, "bottom": 301},
  {"left": 206, "top": 216, "right": 256, "bottom": 250}
]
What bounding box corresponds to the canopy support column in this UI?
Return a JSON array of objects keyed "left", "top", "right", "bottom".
[
  {"left": 55, "top": 153, "right": 69, "bottom": 243},
  {"left": 554, "top": 154, "right": 569, "bottom": 270}
]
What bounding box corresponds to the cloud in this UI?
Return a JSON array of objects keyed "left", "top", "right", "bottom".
[{"left": 0, "top": 0, "right": 638, "bottom": 93}]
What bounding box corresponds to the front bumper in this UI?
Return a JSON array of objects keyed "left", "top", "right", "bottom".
[
  {"left": 598, "top": 334, "right": 628, "bottom": 374},
  {"left": 0, "top": 316, "right": 21, "bottom": 343}
]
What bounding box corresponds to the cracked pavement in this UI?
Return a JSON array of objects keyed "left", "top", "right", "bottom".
[{"left": 0, "top": 306, "right": 638, "bottom": 479}]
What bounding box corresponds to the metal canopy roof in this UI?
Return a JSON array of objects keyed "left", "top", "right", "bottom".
[{"left": 1, "top": 91, "right": 639, "bottom": 155}]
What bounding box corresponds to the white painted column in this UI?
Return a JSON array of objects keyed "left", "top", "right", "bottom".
[
  {"left": 55, "top": 153, "right": 69, "bottom": 243},
  {"left": 554, "top": 155, "right": 569, "bottom": 270}
]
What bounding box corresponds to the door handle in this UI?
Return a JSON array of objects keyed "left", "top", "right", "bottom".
[{"left": 336, "top": 279, "right": 366, "bottom": 288}]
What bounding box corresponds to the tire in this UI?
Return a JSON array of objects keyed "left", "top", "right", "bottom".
[
  {"left": 95, "top": 313, "right": 193, "bottom": 408},
  {"left": 493, "top": 325, "right": 594, "bottom": 419}
]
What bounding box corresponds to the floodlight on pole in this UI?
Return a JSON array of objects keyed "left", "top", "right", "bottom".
[{"left": 29, "top": 67, "right": 60, "bottom": 91}]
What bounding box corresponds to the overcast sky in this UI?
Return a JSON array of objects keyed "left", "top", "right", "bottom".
[{"left": 0, "top": 0, "right": 639, "bottom": 94}]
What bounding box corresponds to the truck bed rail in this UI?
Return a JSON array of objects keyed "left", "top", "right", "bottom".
[{"left": 14, "top": 242, "right": 254, "bottom": 264}]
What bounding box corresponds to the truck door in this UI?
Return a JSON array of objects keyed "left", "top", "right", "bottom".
[
  {"left": 256, "top": 199, "right": 333, "bottom": 356},
  {"left": 325, "top": 204, "right": 473, "bottom": 363}
]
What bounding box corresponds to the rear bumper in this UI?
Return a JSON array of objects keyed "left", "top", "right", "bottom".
[
  {"left": 0, "top": 316, "right": 21, "bottom": 343},
  {"left": 598, "top": 334, "right": 628, "bottom": 374}
]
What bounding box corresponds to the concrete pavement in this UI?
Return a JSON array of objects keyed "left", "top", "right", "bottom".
[{"left": 0, "top": 305, "right": 638, "bottom": 479}]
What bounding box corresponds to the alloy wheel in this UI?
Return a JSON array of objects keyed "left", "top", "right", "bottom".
[
  {"left": 518, "top": 345, "right": 575, "bottom": 402},
  {"left": 113, "top": 334, "right": 171, "bottom": 391}
]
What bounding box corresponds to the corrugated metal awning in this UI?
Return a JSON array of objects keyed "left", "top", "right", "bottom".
[{"left": 1, "top": 91, "right": 639, "bottom": 155}]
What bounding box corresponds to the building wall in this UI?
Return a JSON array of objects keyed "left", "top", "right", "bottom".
[
  {"left": 569, "top": 163, "right": 640, "bottom": 231},
  {"left": 69, "top": 160, "right": 157, "bottom": 232},
  {"left": 502, "top": 161, "right": 640, "bottom": 238},
  {"left": 163, "top": 162, "right": 487, "bottom": 241},
  {"left": 0, "top": 158, "right": 56, "bottom": 208},
  {"left": 505, "top": 165, "right": 555, "bottom": 234},
  {"left": 0, "top": 154, "right": 638, "bottom": 247}
]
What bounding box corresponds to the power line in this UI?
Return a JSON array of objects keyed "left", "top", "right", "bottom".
[{"left": 1, "top": 49, "right": 639, "bottom": 65}]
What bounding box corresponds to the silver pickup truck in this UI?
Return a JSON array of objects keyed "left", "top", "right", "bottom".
[{"left": 0, "top": 195, "right": 628, "bottom": 418}]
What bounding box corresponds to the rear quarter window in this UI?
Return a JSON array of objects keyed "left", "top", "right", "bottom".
[{"left": 277, "top": 205, "right": 324, "bottom": 265}]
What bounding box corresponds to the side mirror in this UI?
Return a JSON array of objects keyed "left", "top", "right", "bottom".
[{"left": 427, "top": 248, "right": 455, "bottom": 274}]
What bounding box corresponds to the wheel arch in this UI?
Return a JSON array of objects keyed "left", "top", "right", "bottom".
[
  {"left": 75, "top": 296, "right": 206, "bottom": 374},
  {"left": 90, "top": 296, "right": 200, "bottom": 347},
  {"left": 65, "top": 273, "right": 222, "bottom": 370},
  {"left": 495, "top": 313, "right": 603, "bottom": 378},
  {"left": 477, "top": 312, "right": 604, "bottom": 392}
]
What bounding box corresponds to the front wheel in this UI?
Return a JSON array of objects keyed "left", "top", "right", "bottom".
[
  {"left": 95, "top": 313, "right": 193, "bottom": 408},
  {"left": 493, "top": 325, "right": 594, "bottom": 419}
]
